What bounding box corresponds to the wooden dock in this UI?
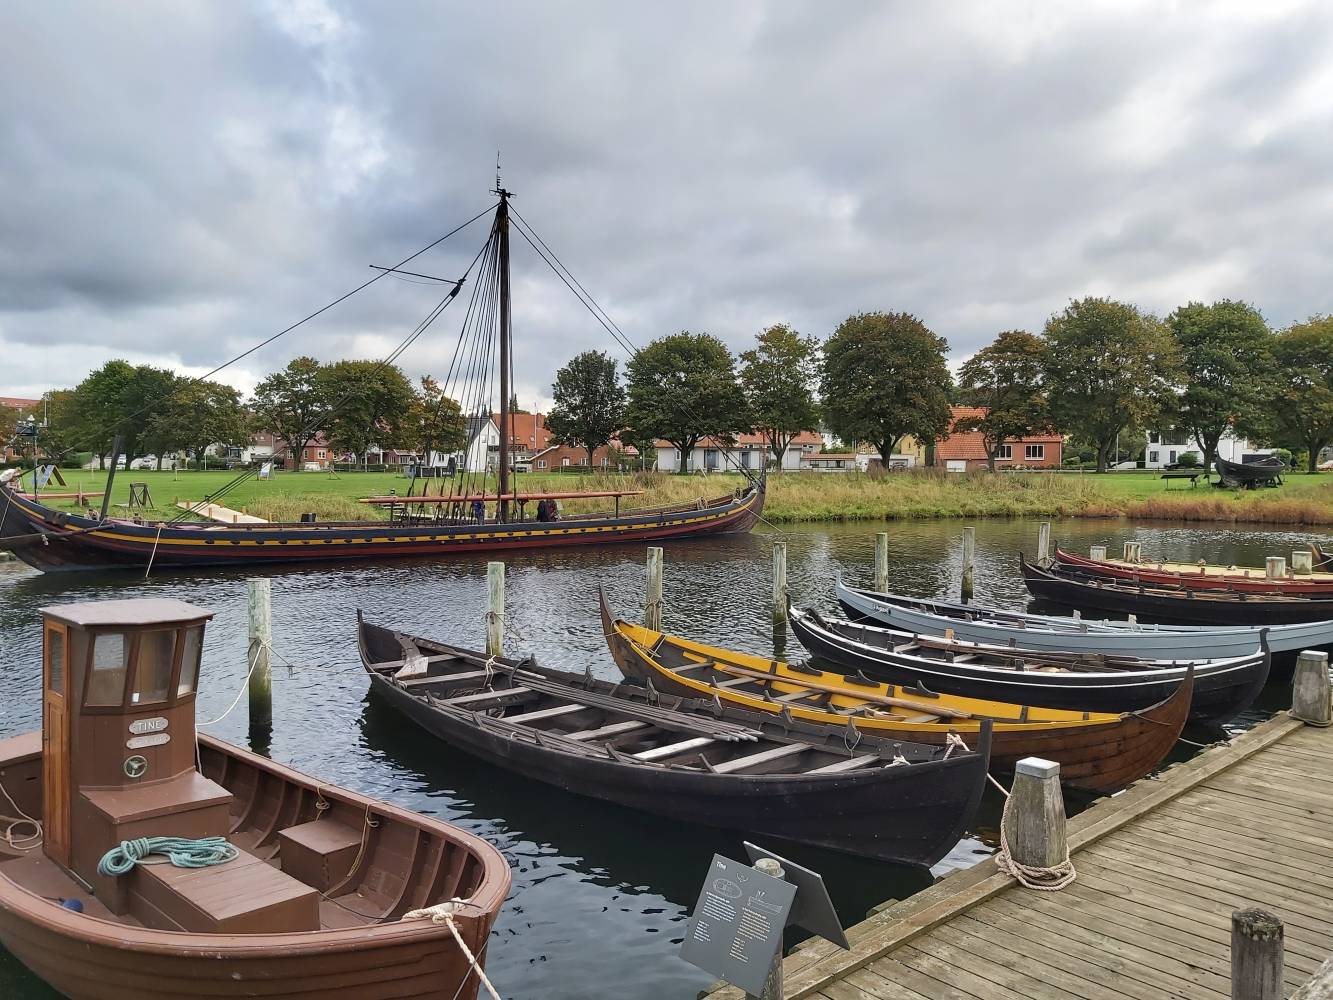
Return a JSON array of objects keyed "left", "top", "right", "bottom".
[
  {"left": 176, "top": 501, "right": 267, "bottom": 524},
  {"left": 705, "top": 710, "right": 1333, "bottom": 1000}
]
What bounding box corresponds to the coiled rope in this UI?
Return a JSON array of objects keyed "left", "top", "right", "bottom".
[
  {"left": 96, "top": 836, "right": 238, "bottom": 877},
  {"left": 0, "top": 779, "right": 42, "bottom": 852},
  {"left": 401, "top": 899, "right": 503, "bottom": 1000}
]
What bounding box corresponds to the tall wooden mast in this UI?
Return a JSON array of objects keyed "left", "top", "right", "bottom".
[{"left": 496, "top": 183, "right": 512, "bottom": 522}]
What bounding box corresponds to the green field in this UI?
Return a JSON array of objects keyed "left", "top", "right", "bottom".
[{"left": 19, "top": 466, "right": 1333, "bottom": 525}]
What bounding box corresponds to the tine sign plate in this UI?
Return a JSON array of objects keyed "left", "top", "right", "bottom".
[{"left": 743, "top": 841, "right": 850, "bottom": 950}]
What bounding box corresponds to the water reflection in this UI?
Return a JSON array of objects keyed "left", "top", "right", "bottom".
[{"left": 0, "top": 518, "right": 1326, "bottom": 998}]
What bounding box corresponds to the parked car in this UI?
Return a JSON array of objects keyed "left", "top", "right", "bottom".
[{"left": 129, "top": 456, "right": 157, "bottom": 470}]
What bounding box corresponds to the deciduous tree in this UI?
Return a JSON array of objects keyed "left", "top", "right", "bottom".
[
  {"left": 71, "top": 360, "right": 176, "bottom": 462},
  {"left": 739, "top": 324, "right": 821, "bottom": 470},
  {"left": 1167, "top": 300, "right": 1275, "bottom": 472},
  {"left": 955, "top": 331, "right": 1050, "bottom": 471},
  {"left": 318, "top": 360, "right": 417, "bottom": 461},
  {"left": 144, "top": 378, "right": 249, "bottom": 467},
  {"left": 547, "top": 350, "right": 626, "bottom": 467},
  {"left": 251, "top": 357, "right": 328, "bottom": 465},
  {"left": 407, "top": 376, "right": 467, "bottom": 462},
  {"left": 624, "top": 332, "right": 748, "bottom": 473},
  {"left": 1044, "top": 298, "right": 1179, "bottom": 473},
  {"left": 1272, "top": 317, "right": 1333, "bottom": 472},
  {"left": 820, "top": 312, "right": 953, "bottom": 467}
]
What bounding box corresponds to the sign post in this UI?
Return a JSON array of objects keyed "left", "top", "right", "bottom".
[{"left": 681, "top": 845, "right": 849, "bottom": 999}]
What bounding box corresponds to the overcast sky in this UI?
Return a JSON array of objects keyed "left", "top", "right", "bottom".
[{"left": 3, "top": 0, "right": 1332, "bottom": 410}]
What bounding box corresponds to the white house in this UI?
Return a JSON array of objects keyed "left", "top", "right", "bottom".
[
  {"left": 653, "top": 431, "right": 825, "bottom": 473},
  {"left": 1143, "top": 428, "right": 1276, "bottom": 469}
]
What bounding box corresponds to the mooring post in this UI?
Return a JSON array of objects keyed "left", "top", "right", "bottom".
[
  {"left": 1123, "top": 541, "right": 1141, "bottom": 563},
  {"left": 1266, "top": 556, "right": 1287, "bottom": 581},
  {"left": 1291, "top": 649, "right": 1332, "bottom": 727},
  {"left": 874, "top": 532, "right": 889, "bottom": 593},
  {"left": 1292, "top": 549, "right": 1314, "bottom": 576},
  {"left": 246, "top": 579, "right": 272, "bottom": 738},
  {"left": 1007, "top": 757, "right": 1067, "bottom": 869},
  {"left": 748, "top": 857, "right": 786, "bottom": 1000},
  {"left": 1232, "top": 908, "right": 1283, "bottom": 1000},
  {"left": 960, "top": 526, "right": 975, "bottom": 603},
  {"left": 1036, "top": 522, "right": 1051, "bottom": 566},
  {"left": 486, "top": 561, "right": 505, "bottom": 657},
  {"left": 773, "top": 542, "right": 788, "bottom": 625},
  {"left": 645, "top": 546, "right": 664, "bottom": 631},
  {"left": 1089, "top": 545, "right": 1107, "bottom": 561}
]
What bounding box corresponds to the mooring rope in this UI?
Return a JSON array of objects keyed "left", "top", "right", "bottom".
[
  {"left": 97, "top": 836, "right": 238, "bottom": 876},
  {"left": 402, "top": 898, "right": 503, "bottom": 1000},
  {"left": 0, "top": 778, "right": 42, "bottom": 851},
  {"left": 143, "top": 522, "right": 165, "bottom": 579},
  {"left": 197, "top": 640, "right": 267, "bottom": 727}
]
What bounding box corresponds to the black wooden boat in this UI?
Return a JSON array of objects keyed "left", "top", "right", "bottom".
[
  {"left": 1214, "top": 455, "right": 1286, "bottom": 489},
  {"left": 790, "top": 605, "right": 1265, "bottom": 722},
  {"left": 357, "top": 614, "right": 993, "bottom": 868},
  {"left": 1022, "top": 555, "right": 1333, "bottom": 625}
]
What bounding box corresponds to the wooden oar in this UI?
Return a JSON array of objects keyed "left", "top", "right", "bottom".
[{"left": 700, "top": 660, "right": 972, "bottom": 720}]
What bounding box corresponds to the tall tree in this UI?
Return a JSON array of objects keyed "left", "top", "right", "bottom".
[
  {"left": 251, "top": 357, "right": 328, "bottom": 465},
  {"left": 407, "top": 376, "right": 468, "bottom": 462},
  {"left": 739, "top": 324, "right": 821, "bottom": 469},
  {"left": 1272, "top": 317, "right": 1333, "bottom": 472},
  {"left": 317, "top": 360, "right": 417, "bottom": 461},
  {"left": 71, "top": 360, "right": 176, "bottom": 462},
  {"left": 0, "top": 403, "right": 17, "bottom": 452},
  {"left": 955, "top": 330, "right": 1050, "bottom": 471},
  {"left": 144, "top": 378, "right": 249, "bottom": 467},
  {"left": 820, "top": 312, "right": 953, "bottom": 467},
  {"left": 546, "top": 350, "right": 626, "bottom": 467},
  {"left": 1044, "top": 297, "right": 1180, "bottom": 473},
  {"left": 1167, "top": 299, "right": 1276, "bottom": 472},
  {"left": 624, "top": 331, "right": 748, "bottom": 473}
]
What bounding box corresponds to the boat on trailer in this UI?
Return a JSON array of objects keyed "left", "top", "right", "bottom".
[
  {"left": 835, "top": 574, "right": 1333, "bottom": 659},
  {"left": 357, "top": 614, "right": 993, "bottom": 868},
  {"left": 0, "top": 598, "right": 510, "bottom": 1000},
  {"left": 597, "top": 590, "right": 1191, "bottom": 794}
]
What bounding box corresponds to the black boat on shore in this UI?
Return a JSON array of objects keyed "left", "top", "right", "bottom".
[{"left": 357, "top": 614, "right": 993, "bottom": 868}]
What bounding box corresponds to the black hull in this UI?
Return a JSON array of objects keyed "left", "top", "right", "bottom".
[
  {"left": 793, "top": 611, "right": 1268, "bottom": 724},
  {"left": 1022, "top": 558, "right": 1333, "bottom": 626},
  {"left": 0, "top": 482, "right": 764, "bottom": 573},
  {"left": 364, "top": 673, "right": 987, "bottom": 869}
]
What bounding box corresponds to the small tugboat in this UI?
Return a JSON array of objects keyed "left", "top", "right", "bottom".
[{"left": 0, "top": 598, "right": 510, "bottom": 999}]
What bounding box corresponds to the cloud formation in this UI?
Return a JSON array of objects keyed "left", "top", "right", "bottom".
[{"left": 2, "top": 0, "right": 1331, "bottom": 408}]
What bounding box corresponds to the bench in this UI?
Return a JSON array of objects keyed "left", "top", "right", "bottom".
[{"left": 1160, "top": 471, "right": 1204, "bottom": 488}]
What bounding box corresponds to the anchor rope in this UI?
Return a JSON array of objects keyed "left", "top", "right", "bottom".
[
  {"left": 402, "top": 898, "right": 503, "bottom": 1000},
  {"left": 97, "top": 836, "right": 238, "bottom": 876}
]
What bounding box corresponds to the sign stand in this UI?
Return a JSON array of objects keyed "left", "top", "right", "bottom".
[{"left": 681, "top": 844, "right": 849, "bottom": 999}]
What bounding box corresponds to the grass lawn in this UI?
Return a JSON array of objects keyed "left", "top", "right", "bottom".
[{"left": 18, "top": 466, "right": 1333, "bottom": 526}]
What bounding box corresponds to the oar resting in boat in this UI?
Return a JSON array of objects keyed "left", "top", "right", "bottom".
[{"left": 597, "top": 588, "right": 1192, "bottom": 796}]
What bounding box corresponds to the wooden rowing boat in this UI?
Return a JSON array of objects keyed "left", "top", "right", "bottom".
[
  {"left": 0, "top": 598, "right": 511, "bottom": 1000},
  {"left": 597, "top": 591, "right": 1190, "bottom": 794},
  {"left": 1022, "top": 555, "right": 1333, "bottom": 625},
  {"left": 1054, "top": 546, "right": 1333, "bottom": 595},
  {"left": 835, "top": 574, "right": 1333, "bottom": 660},
  {"left": 357, "top": 614, "right": 993, "bottom": 868}
]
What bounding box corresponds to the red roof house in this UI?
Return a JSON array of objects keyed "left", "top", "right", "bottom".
[{"left": 935, "top": 407, "right": 1063, "bottom": 471}]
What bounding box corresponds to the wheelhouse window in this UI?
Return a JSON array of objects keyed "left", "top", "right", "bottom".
[
  {"left": 178, "top": 625, "right": 203, "bottom": 697},
  {"left": 132, "top": 630, "right": 175, "bottom": 705},
  {"left": 87, "top": 633, "right": 130, "bottom": 707},
  {"left": 1025, "top": 444, "right": 1045, "bottom": 460}
]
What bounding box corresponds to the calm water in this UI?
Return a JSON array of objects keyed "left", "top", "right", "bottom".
[{"left": 0, "top": 518, "right": 1326, "bottom": 999}]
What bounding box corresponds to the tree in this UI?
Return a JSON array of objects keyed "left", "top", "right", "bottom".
[
  {"left": 955, "top": 331, "right": 1050, "bottom": 471},
  {"left": 546, "top": 350, "right": 626, "bottom": 467},
  {"left": 70, "top": 360, "right": 177, "bottom": 462},
  {"left": 1166, "top": 300, "right": 1275, "bottom": 472},
  {"left": 406, "top": 376, "right": 468, "bottom": 462},
  {"left": 251, "top": 357, "right": 328, "bottom": 466},
  {"left": 624, "top": 332, "right": 748, "bottom": 473},
  {"left": 820, "top": 312, "right": 953, "bottom": 466},
  {"left": 1272, "top": 317, "right": 1333, "bottom": 472},
  {"left": 40, "top": 389, "right": 80, "bottom": 459},
  {"left": 144, "top": 378, "right": 249, "bottom": 467},
  {"left": 0, "top": 403, "right": 16, "bottom": 452},
  {"left": 1044, "top": 298, "right": 1180, "bottom": 473},
  {"left": 738, "top": 324, "right": 821, "bottom": 469},
  {"left": 317, "top": 360, "right": 417, "bottom": 461}
]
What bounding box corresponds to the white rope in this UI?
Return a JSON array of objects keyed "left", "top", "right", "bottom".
[
  {"left": 143, "top": 522, "right": 165, "bottom": 578},
  {"left": 198, "top": 640, "right": 266, "bottom": 726},
  {"left": 481, "top": 656, "right": 499, "bottom": 688},
  {"left": 0, "top": 778, "right": 42, "bottom": 851},
  {"left": 402, "top": 899, "right": 503, "bottom": 1000}
]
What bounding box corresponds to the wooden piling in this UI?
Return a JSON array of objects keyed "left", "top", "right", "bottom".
[
  {"left": 1267, "top": 556, "right": 1287, "bottom": 581},
  {"left": 773, "top": 542, "right": 788, "bottom": 625},
  {"left": 1006, "top": 757, "right": 1067, "bottom": 869},
  {"left": 645, "top": 546, "right": 664, "bottom": 631},
  {"left": 1036, "top": 522, "right": 1051, "bottom": 566},
  {"left": 1292, "top": 549, "right": 1314, "bottom": 576},
  {"left": 486, "top": 561, "right": 505, "bottom": 657},
  {"left": 1232, "top": 908, "right": 1283, "bottom": 1000},
  {"left": 246, "top": 579, "right": 272, "bottom": 736},
  {"left": 748, "top": 857, "right": 786, "bottom": 1000},
  {"left": 1123, "top": 541, "right": 1141, "bottom": 563},
  {"left": 1089, "top": 545, "right": 1107, "bottom": 561},
  {"left": 1291, "top": 649, "right": 1332, "bottom": 727},
  {"left": 874, "top": 532, "right": 889, "bottom": 593},
  {"left": 960, "top": 527, "right": 975, "bottom": 604}
]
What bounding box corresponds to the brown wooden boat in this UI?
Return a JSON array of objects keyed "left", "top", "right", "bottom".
[
  {"left": 598, "top": 590, "right": 1192, "bottom": 795},
  {"left": 1054, "top": 545, "right": 1333, "bottom": 595},
  {"left": 0, "top": 598, "right": 511, "bottom": 1000}
]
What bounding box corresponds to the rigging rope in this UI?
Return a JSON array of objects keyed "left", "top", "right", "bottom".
[{"left": 97, "top": 836, "right": 238, "bottom": 876}]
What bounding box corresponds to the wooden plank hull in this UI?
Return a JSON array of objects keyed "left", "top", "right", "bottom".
[
  {"left": 1054, "top": 547, "right": 1333, "bottom": 595},
  {"left": 0, "top": 733, "right": 510, "bottom": 1000},
  {"left": 597, "top": 593, "right": 1191, "bottom": 795},
  {"left": 0, "top": 481, "right": 764, "bottom": 573}
]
